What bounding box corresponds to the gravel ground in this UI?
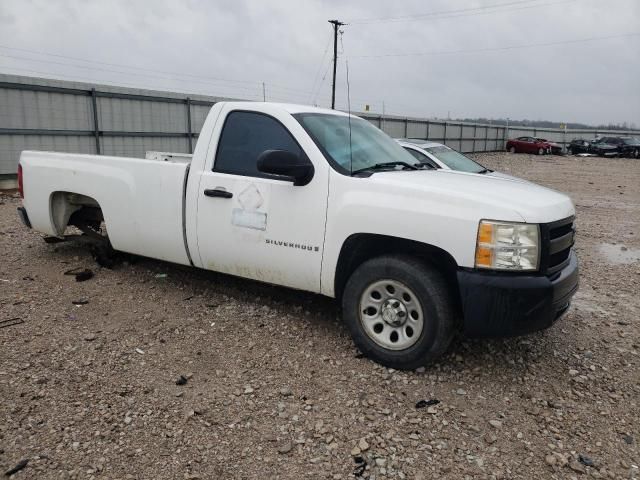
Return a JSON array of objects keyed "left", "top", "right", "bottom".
[{"left": 1, "top": 152, "right": 639, "bottom": 480}]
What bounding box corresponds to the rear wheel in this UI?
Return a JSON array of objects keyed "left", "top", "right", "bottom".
[
  {"left": 509, "top": 146, "right": 516, "bottom": 153},
  {"left": 342, "top": 255, "right": 456, "bottom": 369},
  {"left": 634, "top": 149, "right": 639, "bottom": 159},
  {"left": 537, "top": 147, "right": 545, "bottom": 155}
]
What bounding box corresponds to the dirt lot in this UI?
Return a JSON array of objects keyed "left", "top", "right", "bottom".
[{"left": 1, "top": 152, "right": 639, "bottom": 480}]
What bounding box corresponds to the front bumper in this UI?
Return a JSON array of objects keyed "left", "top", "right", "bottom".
[
  {"left": 597, "top": 149, "right": 618, "bottom": 157},
  {"left": 457, "top": 251, "right": 578, "bottom": 338}
]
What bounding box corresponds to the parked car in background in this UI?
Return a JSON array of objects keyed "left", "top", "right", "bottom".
[
  {"left": 535, "top": 138, "right": 563, "bottom": 155},
  {"left": 568, "top": 139, "right": 593, "bottom": 155},
  {"left": 597, "top": 137, "right": 640, "bottom": 158},
  {"left": 506, "top": 136, "right": 555, "bottom": 155},
  {"left": 589, "top": 138, "right": 620, "bottom": 157},
  {"left": 397, "top": 139, "right": 526, "bottom": 182},
  {"left": 567, "top": 139, "right": 617, "bottom": 157}
]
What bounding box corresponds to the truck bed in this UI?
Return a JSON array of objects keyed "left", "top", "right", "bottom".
[{"left": 20, "top": 150, "right": 192, "bottom": 265}]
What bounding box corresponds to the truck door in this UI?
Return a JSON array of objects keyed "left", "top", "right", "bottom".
[{"left": 194, "top": 106, "right": 329, "bottom": 293}]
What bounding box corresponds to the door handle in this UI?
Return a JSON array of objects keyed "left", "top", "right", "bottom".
[{"left": 204, "top": 188, "right": 233, "bottom": 199}]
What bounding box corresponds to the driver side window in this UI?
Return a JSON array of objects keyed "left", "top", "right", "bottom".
[{"left": 214, "top": 111, "right": 302, "bottom": 177}]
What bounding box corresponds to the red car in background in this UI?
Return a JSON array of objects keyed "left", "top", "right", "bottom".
[{"left": 506, "top": 136, "right": 557, "bottom": 155}]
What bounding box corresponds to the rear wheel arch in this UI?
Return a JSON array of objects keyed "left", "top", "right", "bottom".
[
  {"left": 50, "top": 191, "right": 105, "bottom": 236},
  {"left": 334, "top": 233, "right": 460, "bottom": 302}
]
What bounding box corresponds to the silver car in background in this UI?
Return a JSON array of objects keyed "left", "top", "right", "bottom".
[{"left": 396, "top": 139, "right": 527, "bottom": 182}]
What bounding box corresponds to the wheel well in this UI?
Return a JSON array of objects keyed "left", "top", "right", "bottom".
[
  {"left": 334, "top": 233, "right": 460, "bottom": 301},
  {"left": 50, "top": 191, "right": 103, "bottom": 236}
]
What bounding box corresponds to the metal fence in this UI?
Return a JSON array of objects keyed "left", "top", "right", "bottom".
[
  {"left": 0, "top": 74, "right": 235, "bottom": 177},
  {"left": 360, "top": 114, "right": 640, "bottom": 155},
  {"left": 2, "top": 73, "right": 639, "bottom": 180}
]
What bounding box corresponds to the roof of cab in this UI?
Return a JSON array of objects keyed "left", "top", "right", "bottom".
[
  {"left": 219, "top": 101, "right": 352, "bottom": 117},
  {"left": 397, "top": 139, "right": 444, "bottom": 149},
  {"left": 271, "top": 103, "right": 351, "bottom": 116}
]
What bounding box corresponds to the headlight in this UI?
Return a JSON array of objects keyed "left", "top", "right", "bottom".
[{"left": 475, "top": 220, "right": 540, "bottom": 271}]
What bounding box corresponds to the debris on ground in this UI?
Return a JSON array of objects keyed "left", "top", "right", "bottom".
[
  {"left": 64, "top": 267, "right": 94, "bottom": 282},
  {"left": 578, "top": 454, "right": 595, "bottom": 467},
  {"left": 176, "top": 375, "right": 188, "bottom": 386},
  {"left": 4, "top": 458, "right": 29, "bottom": 476},
  {"left": 71, "top": 298, "right": 89, "bottom": 305},
  {"left": 415, "top": 399, "right": 440, "bottom": 408},
  {"left": 0, "top": 318, "right": 23, "bottom": 329},
  {"left": 353, "top": 456, "right": 367, "bottom": 477}
]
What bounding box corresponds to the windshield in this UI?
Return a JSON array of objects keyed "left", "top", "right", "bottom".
[
  {"left": 425, "top": 146, "right": 486, "bottom": 173},
  {"left": 294, "top": 113, "right": 421, "bottom": 174},
  {"left": 623, "top": 137, "right": 640, "bottom": 145}
]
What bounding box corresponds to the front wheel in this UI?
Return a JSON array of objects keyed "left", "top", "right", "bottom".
[
  {"left": 537, "top": 147, "right": 545, "bottom": 155},
  {"left": 508, "top": 146, "right": 516, "bottom": 153},
  {"left": 342, "top": 255, "right": 456, "bottom": 369}
]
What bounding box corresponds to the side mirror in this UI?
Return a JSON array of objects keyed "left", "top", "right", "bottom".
[{"left": 257, "top": 150, "right": 314, "bottom": 186}]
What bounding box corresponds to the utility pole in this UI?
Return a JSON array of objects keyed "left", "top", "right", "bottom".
[
  {"left": 328, "top": 19, "right": 345, "bottom": 110},
  {"left": 262, "top": 82, "right": 266, "bottom": 102}
]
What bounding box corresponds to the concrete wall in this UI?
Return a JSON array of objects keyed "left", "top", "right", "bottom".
[{"left": 2, "top": 73, "right": 639, "bottom": 178}]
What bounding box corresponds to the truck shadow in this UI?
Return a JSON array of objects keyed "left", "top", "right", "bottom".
[
  {"left": 133, "top": 253, "right": 562, "bottom": 372},
  {"left": 51, "top": 240, "right": 563, "bottom": 373}
]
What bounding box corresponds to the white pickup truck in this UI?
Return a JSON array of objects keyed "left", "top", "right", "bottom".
[{"left": 17, "top": 102, "right": 579, "bottom": 369}]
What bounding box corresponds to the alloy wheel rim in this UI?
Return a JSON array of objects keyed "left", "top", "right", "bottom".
[{"left": 358, "top": 279, "right": 424, "bottom": 351}]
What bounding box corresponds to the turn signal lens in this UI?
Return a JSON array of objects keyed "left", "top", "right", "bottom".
[
  {"left": 475, "top": 246, "right": 493, "bottom": 267},
  {"left": 477, "top": 222, "right": 494, "bottom": 244}
]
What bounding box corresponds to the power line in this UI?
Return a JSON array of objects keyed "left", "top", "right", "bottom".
[
  {"left": 348, "top": 0, "right": 576, "bottom": 24},
  {"left": 311, "top": 58, "right": 333, "bottom": 106},
  {"left": 308, "top": 34, "right": 333, "bottom": 103},
  {"left": 0, "top": 65, "right": 266, "bottom": 100},
  {"left": 0, "top": 52, "right": 263, "bottom": 94},
  {"left": 0, "top": 44, "right": 319, "bottom": 98},
  {"left": 350, "top": 32, "right": 640, "bottom": 58}
]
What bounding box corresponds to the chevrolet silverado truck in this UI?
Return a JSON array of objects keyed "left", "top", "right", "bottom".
[{"left": 17, "top": 102, "right": 579, "bottom": 369}]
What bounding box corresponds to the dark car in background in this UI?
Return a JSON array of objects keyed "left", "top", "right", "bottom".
[
  {"left": 597, "top": 137, "right": 640, "bottom": 158},
  {"left": 568, "top": 139, "right": 593, "bottom": 155},
  {"left": 568, "top": 138, "right": 619, "bottom": 157},
  {"left": 589, "top": 139, "right": 619, "bottom": 157}
]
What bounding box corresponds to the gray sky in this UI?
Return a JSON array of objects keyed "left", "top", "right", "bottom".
[{"left": 0, "top": 0, "right": 638, "bottom": 126}]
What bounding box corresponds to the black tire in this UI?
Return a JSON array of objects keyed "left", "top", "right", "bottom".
[
  {"left": 508, "top": 146, "right": 516, "bottom": 153},
  {"left": 634, "top": 149, "right": 639, "bottom": 159},
  {"left": 537, "top": 147, "right": 545, "bottom": 155},
  {"left": 342, "top": 255, "right": 456, "bottom": 369}
]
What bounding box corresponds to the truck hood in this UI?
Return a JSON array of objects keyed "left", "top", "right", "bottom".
[
  {"left": 369, "top": 169, "right": 575, "bottom": 223},
  {"left": 438, "top": 169, "right": 531, "bottom": 184}
]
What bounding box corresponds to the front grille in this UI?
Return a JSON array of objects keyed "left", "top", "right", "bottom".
[{"left": 540, "top": 216, "right": 575, "bottom": 276}]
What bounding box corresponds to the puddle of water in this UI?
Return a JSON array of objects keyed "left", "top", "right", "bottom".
[{"left": 598, "top": 243, "right": 640, "bottom": 265}]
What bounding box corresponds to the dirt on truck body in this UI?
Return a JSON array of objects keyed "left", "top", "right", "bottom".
[{"left": 1, "top": 152, "right": 639, "bottom": 479}]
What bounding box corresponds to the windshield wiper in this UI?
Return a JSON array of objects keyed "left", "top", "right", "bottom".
[
  {"left": 476, "top": 168, "right": 493, "bottom": 174},
  {"left": 352, "top": 161, "right": 419, "bottom": 176}
]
